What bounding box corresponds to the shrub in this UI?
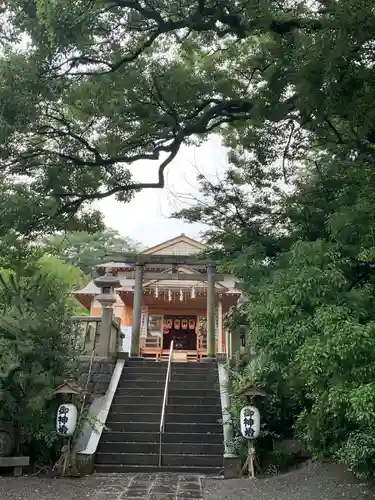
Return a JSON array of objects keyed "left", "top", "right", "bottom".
[{"left": 0, "top": 260, "right": 79, "bottom": 463}]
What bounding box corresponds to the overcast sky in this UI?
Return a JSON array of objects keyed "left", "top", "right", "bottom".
[{"left": 98, "top": 135, "right": 228, "bottom": 247}]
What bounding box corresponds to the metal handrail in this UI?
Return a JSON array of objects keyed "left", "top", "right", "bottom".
[{"left": 159, "top": 340, "right": 174, "bottom": 466}]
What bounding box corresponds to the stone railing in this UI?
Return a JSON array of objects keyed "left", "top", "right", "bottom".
[{"left": 71, "top": 315, "right": 121, "bottom": 357}]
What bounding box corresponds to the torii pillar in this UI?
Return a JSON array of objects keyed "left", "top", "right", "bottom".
[
  {"left": 206, "top": 265, "right": 216, "bottom": 358},
  {"left": 130, "top": 263, "right": 144, "bottom": 358}
]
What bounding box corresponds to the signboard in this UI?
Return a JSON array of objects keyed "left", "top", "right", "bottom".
[
  {"left": 140, "top": 306, "right": 148, "bottom": 337},
  {"left": 121, "top": 326, "right": 132, "bottom": 354},
  {"left": 240, "top": 405, "right": 260, "bottom": 440},
  {"left": 215, "top": 304, "right": 219, "bottom": 338}
]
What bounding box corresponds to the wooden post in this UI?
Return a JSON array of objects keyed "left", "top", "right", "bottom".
[
  {"left": 130, "top": 263, "right": 144, "bottom": 357},
  {"left": 206, "top": 265, "right": 216, "bottom": 358}
]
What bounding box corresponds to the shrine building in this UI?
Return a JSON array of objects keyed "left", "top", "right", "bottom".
[{"left": 74, "top": 234, "right": 242, "bottom": 361}]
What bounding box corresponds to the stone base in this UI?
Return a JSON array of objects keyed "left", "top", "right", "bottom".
[
  {"left": 78, "top": 356, "right": 115, "bottom": 398},
  {"left": 75, "top": 453, "right": 95, "bottom": 475},
  {"left": 201, "top": 357, "right": 216, "bottom": 363},
  {"left": 117, "top": 351, "right": 129, "bottom": 361},
  {"left": 216, "top": 353, "right": 227, "bottom": 363},
  {"left": 0, "top": 456, "right": 29, "bottom": 476},
  {"left": 128, "top": 356, "right": 144, "bottom": 361},
  {"left": 223, "top": 455, "right": 242, "bottom": 479}
]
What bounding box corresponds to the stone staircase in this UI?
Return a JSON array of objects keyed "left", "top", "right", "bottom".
[{"left": 95, "top": 360, "right": 223, "bottom": 474}]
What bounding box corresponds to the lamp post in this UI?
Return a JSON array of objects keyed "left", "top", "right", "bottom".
[{"left": 94, "top": 269, "right": 121, "bottom": 357}]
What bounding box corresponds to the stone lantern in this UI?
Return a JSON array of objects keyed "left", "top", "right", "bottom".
[{"left": 93, "top": 268, "right": 121, "bottom": 357}]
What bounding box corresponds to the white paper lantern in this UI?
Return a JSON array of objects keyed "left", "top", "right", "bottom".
[
  {"left": 240, "top": 405, "right": 260, "bottom": 440},
  {"left": 56, "top": 404, "right": 78, "bottom": 437}
]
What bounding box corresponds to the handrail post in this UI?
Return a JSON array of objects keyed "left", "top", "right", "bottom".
[{"left": 159, "top": 340, "right": 174, "bottom": 467}]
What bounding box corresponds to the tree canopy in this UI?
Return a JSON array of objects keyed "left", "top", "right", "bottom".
[
  {"left": 1, "top": 0, "right": 374, "bottom": 225},
  {"left": 173, "top": 132, "right": 375, "bottom": 478},
  {"left": 1, "top": 0, "right": 375, "bottom": 478},
  {"left": 45, "top": 229, "right": 143, "bottom": 277}
]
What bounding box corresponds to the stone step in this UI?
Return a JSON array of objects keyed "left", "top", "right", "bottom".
[
  {"left": 117, "top": 380, "right": 217, "bottom": 390},
  {"left": 105, "top": 421, "right": 223, "bottom": 434},
  {"left": 101, "top": 431, "right": 223, "bottom": 444},
  {"left": 125, "top": 361, "right": 217, "bottom": 370},
  {"left": 115, "top": 388, "right": 219, "bottom": 398},
  {"left": 164, "top": 453, "right": 223, "bottom": 468},
  {"left": 115, "top": 387, "right": 162, "bottom": 397},
  {"left": 165, "top": 422, "right": 223, "bottom": 434},
  {"left": 95, "top": 464, "right": 221, "bottom": 474},
  {"left": 112, "top": 395, "right": 162, "bottom": 405},
  {"left": 117, "top": 381, "right": 166, "bottom": 389},
  {"left": 96, "top": 452, "right": 223, "bottom": 467},
  {"left": 119, "top": 374, "right": 167, "bottom": 382},
  {"left": 170, "top": 374, "right": 218, "bottom": 382},
  {"left": 107, "top": 411, "right": 221, "bottom": 424},
  {"left": 110, "top": 403, "right": 220, "bottom": 415},
  {"left": 119, "top": 372, "right": 218, "bottom": 382},
  {"left": 121, "top": 365, "right": 217, "bottom": 373},
  {"left": 169, "top": 381, "right": 219, "bottom": 390},
  {"left": 169, "top": 395, "right": 221, "bottom": 405},
  {"left": 112, "top": 395, "right": 220, "bottom": 405},
  {"left": 98, "top": 441, "right": 223, "bottom": 455},
  {"left": 166, "top": 413, "right": 222, "bottom": 424},
  {"left": 163, "top": 432, "right": 223, "bottom": 444},
  {"left": 121, "top": 365, "right": 167, "bottom": 372},
  {"left": 110, "top": 403, "right": 161, "bottom": 414},
  {"left": 167, "top": 404, "right": 221, "bottom": 414},
  {"left": 171, "top": 364, "right": 218, "bottom": 370},
  {"left": 107, "top": 413, "right": 160, "bottom": 423}
]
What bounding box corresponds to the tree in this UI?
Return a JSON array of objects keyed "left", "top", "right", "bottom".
[
  {"left": 173, "top": 149, "right": 375, "bottom": 477},
  {"left": 1, "top": 0, "right": 375, "bottom": 477},
  {"left": 37, "top": 254, "right": 89, "bottom": 314},
  {"left": 46, "top": 229, "right": 143, "bottom": 277},
  {"left": 0, "top": 177, "right": 104, "bottom": 267},
  {"left": 0, "top": 254, "right": 82, "bottom": 462},
  {"left": 0, "top": 0, "right": 374, "bottom": 225}
]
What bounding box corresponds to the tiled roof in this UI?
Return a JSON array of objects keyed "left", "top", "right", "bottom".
[
  {"left": 74, "top": 275, "right": 241, "bottom": 295},
  {"left": 95, "top": 262, "right": 135, "bottom": 269},
  {"left": 74, "top": 278, "right": 135, "bottom": 295}
]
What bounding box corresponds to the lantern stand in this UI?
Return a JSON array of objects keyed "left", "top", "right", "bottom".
[
  {"left": 94, "top": 269, "right": 121, "bottom": 357},
  {"left": 54, "top": 381, "right": 85, "bottom": 476},
  {"left": 236, "top": 384, "right": 267, "bottom": 479}
]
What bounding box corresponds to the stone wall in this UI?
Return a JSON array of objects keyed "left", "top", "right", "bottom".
[{"left": 77, "top": 356, "right": 115, "bottom": 399}]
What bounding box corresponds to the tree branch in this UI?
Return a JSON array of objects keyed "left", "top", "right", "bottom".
[{"left": 52, "top": 1, "right": 326, "bottom": 76}]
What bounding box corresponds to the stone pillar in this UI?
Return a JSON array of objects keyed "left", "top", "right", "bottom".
[
  {"left": 94, "top": 270, "right": 121, "bottom": 358},
  {"left": 130, "top": 263, "right": 144, "bottom": 358},
  {"left": 96, "top": 295, "right": 115, "bottom": 356},
  {"left": 218, "top": 297, "right": 223, "bottom": 353},
  {"left": 206, "top": 265, "right": 216, "bottom": 358},
  {"left": 108, "top": 316, "right": 121, "bottom": 357},
  {"left": 225, "top": 328, "right": 231, "bottom": 360}
]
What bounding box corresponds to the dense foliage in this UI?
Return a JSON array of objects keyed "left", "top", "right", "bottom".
[
  {"left": 174, "top": 157, "right": 375, "bottom": 477},
  {"left": 1, "top": 0, "right": 375, "bottom": 479},
  {"left": 0, "top": 255, "right": 81, "bottom": 463},
  {"left": 1, "top": 0, "right": 374, "bottom": 224},
  {"left": 45, "top": 229, "right": 143, "bottom": 277}
]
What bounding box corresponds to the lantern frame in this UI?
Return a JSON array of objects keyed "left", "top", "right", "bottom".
[
  {"left": 240, "top": 405, "right": 260, "bottom": 440},
  {"left": 56, "top": 403, "right": 78, "bottom": 437}
]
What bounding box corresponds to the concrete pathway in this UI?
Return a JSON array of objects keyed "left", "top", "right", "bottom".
[
  {"left": 92, "top": 473, "right": 203, "bottom": 500},
  {"left": 0, "top": 463, "right": 373, "bottom": 500}
]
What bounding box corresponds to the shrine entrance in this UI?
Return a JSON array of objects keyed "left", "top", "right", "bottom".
[{"left": 163, "top": 315, "right": 197, "bottom": 351}]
